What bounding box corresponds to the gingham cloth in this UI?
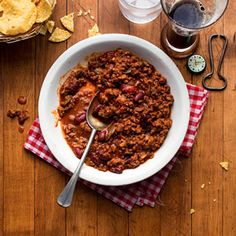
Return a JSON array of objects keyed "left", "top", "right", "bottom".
[{"left": 24, "top": 83, "right": 209, "bottom": 211}]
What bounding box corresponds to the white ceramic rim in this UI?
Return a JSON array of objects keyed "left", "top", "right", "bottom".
[{"left": 38, "top": 34, "right": 190, "bottom": 186}]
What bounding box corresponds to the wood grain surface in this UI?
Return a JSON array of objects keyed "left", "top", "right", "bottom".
[{"left": 0, "top": 0, "right": 235, "bottom": 235}]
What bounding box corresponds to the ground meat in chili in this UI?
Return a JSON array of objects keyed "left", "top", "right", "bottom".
[{"left": 57, "top": 49, "right": 174, "bottom": 174}]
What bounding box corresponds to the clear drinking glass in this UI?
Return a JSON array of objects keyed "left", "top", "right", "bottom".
[
  {"left": 161, "top": 0, "right": 229, "bottom": 58},
  {"left": 119, "top": 0, "right": 162, "bottom": 24}
]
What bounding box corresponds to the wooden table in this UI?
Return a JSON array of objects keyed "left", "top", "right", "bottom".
[{"left": 0, "top": 0, "right": 235, "bottom": 235}]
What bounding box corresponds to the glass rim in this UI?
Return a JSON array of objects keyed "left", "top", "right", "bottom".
[
  {"left": 120, "top": 0, "right": 161, "bottom": 10},
  {"left": 160, "top": 0, "right": 229, "bottom": 31}
]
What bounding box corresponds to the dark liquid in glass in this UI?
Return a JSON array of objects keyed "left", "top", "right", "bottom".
[
  {"left": 169, "top": 0, "right": 205, "bottom": 28},
  {"left": 165, "top": 0, "right": 205, "bottom": 50}
]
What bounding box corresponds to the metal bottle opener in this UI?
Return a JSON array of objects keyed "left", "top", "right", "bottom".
[{"left": 202, "top": 34, "right": 228, "bottom": 91}]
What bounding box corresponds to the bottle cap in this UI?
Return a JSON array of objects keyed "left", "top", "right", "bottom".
[{"left": 187, "top": 54, "right": 206, "bottom": 74}]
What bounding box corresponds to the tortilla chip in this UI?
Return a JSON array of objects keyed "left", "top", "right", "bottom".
[
  {"left": 88, "top": 23, "right": 101, "bottom": 37},
  {"left": 219, "top": 161, "right": 229, "bottom": 171},
  {"left": 60, "top": 12, "right": 74, "bottom": 32},
  {"left": 0, "top": 0, "right": 37, "bottom": 36},
  {"left": 46, "top": 20, "right": 55, "bottom": 33},
  {"left": 49, "top": 27, "right": 71, "bottom": 42},
  {"left": 38, "top": 23, "right": 47, "bottom": 35},
  {"left": 36, "top": 0, "right": 52, "bottom": 23}
]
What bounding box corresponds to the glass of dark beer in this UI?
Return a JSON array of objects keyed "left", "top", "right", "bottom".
[{"left": 161, "top": 0, "right": 228, "bottom": 58}]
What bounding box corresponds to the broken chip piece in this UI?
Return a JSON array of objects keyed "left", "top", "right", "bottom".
[
  {"left": 88, "top": 23, "right": 101, "bottom": 37},
  {"left": 46, "top": 20, "right": 55, "bottom": 33},
  {"left": 36, "top": 0, "right": 52, "bottom": 23},
  {"left": 60, "top": 12, "right": 74, "bottom": 32},
  {"left": 49, "top": 27, "right": 71, "bottom": 42},
  {"left": 201, "top": 184, "right": 205, "bottom": 189},
  {"left": 38, "top": 23, "right": 47, "bottom": 35},
  {"left": 219, "top": 161, "right": 229, "bottom": 171}
]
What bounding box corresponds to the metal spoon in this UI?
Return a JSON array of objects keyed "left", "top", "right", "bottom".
[{"left": 57, "top": 92, "right": 109, "bottom": 208}]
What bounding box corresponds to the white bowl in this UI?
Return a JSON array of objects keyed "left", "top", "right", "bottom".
[{"left": 38, "top": 34, "right": 190, "bottom": 186}]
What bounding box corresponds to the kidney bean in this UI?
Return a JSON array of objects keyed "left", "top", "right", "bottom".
[
  {"left": 99, "top": 156, "right": 110, "bottom": 162},
  {"left": 98, "top": 129, "right": 108, "bottom": 141},
  {"left": 74, "top": 148, "right": 83, "bottom": 158},
  {"left": 92, "top": 104, "right": 103, "bottom": 115},
  {"left": 90, "top": 154, "right": 101, "bottom": 165},
  {"left": 17, "top": 96, "right": 27, "bottom": 105},
  {"left": 120, "top": 84, "right": 136, "bottom": 94},
  {"left": 74, "top": 113, "right": 86, "bottom": 125},
  {"left": 18, "top": 110, "right": 29, "bottom": 125},
  {"left": 134, "top": 91, "right": 145, "bottom": 102},
  {"left": 96, "top": 149, "right": 104, "bottom": 156},
  {"left": 7, "top": 109, "right": 20, "bottom": 119},
  {"left": 95, "top": 150, "right": 109, "bottom": 162}
]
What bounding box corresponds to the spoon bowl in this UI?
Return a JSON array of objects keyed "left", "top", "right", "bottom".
[{"left": 86, "top": 92, "right": 109, "bottom": 130}]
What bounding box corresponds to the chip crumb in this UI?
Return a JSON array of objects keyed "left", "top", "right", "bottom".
[
  {"left": 213, "top": 199, "right": 217, "bottom": 202},
  {"left": 87, "top": 9, "right": 91, "bottom": 14},
  {"left": 77, "top": 10, "right": 83, "bottom": 16},
  {"left": 208, "top": 181, "right": 211, "bottom": 185},
  {"left": 184, "top": 179, "right": 188, "bottom": 182},
  {"left": 90, "top": 15, "right": 95, "bottom": 20},
  {"left": 88, "top": 23, "right": 101, "bottom": 37},
  {"left": 83, "top": 11, "right": 88, "bottom": 16},
  {"left": 190, "top": 209, "right": 195, "bottom": 215},
  {"left": 220, "top": 161, "right": 229, "bottom": 171},
  {"left": 52, "top": 109, "right": 59, "bottom": 126},
  {"left": 201, "top": 184, "right": 205, "bottom": 189},
  {"left": 46, "top": 20, "right": 55, "bottom": 33}
]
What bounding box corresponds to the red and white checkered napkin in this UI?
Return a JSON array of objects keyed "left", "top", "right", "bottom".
[{"left": 24, "top": 83, "right": 209, "bottom": 211}]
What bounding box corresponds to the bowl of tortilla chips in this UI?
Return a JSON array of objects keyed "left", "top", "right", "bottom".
[{"left": 0, "top": 0, "right": 56, "bottom": 43}]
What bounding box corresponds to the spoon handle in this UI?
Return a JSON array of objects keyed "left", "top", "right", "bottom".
[{"left": 57, "top": 128, "right": 97, "bottom": 207}]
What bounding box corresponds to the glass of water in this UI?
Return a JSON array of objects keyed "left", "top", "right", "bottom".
[{"left": 119, "top": 0, "right": 162, "bottom": 24}]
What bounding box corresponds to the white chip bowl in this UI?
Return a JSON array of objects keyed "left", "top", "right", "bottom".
[{"left": 38, "top": 34, "right": 190, "bottom": 186}]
